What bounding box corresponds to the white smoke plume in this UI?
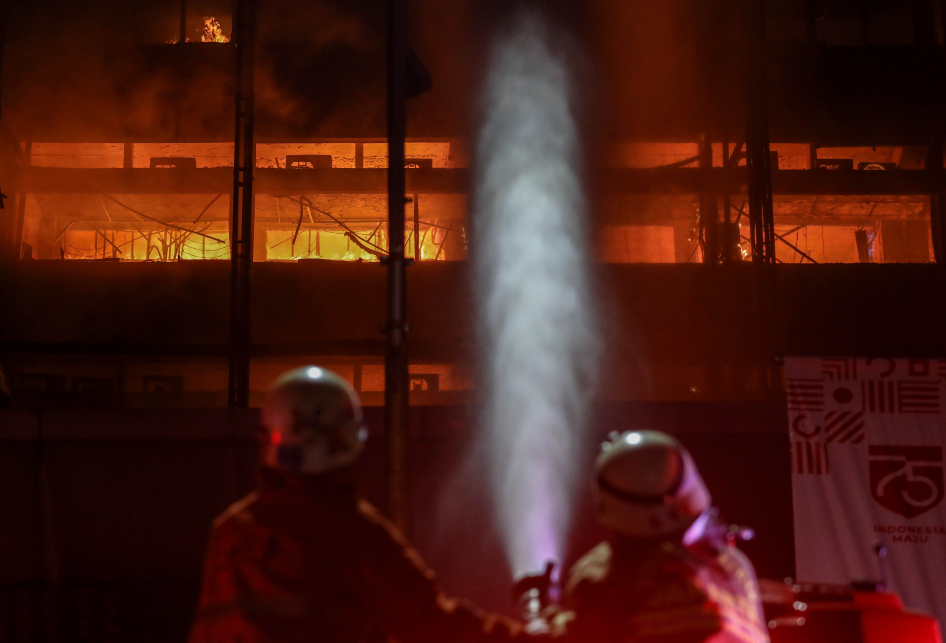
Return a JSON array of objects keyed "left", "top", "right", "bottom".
[{"left": 474, "top": 10, "right": 599, "bottom": 578}]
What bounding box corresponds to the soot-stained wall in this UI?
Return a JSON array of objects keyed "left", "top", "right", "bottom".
[{"left": 3, "top": 262, "right": 946, "bottom": 402}]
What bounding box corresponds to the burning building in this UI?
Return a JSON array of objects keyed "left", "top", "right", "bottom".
[
  {"left": 3, "top": 1, "right": 942, "bottom": 407},
  {"left": 1, "top": 0, "right": 946, "bottom": 639}
]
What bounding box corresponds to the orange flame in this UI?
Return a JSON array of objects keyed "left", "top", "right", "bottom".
[{"left": 202, "top": 17, "right": 230, "bottom": 43}]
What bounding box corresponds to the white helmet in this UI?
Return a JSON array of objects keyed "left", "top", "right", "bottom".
[
  {"left": 260, "top": 366, "right": 367, "bottom": 475},
  {"left": 593, "top": 430, "right": 711, "bottom": 539}
]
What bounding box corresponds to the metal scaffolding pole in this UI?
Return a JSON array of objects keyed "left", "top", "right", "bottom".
[
  {"left": 744, "top": 0, "right": 775, "bottom": 264},
  {"left": 413, "top": 194, "right": 420, "bottom": 261},
  {"left": 0, "top": 12, "right": 10, "bottom": 257},
  {"left": 699, "top": 134, "right": 719, "bottom": 263},
  {"left": 929, "top": 139, "right": 945, "bottom": 263},
  {"left": 228, "top": 0, "right": 256, "bottom": 408},
  {"left": 13, "top": 142, "right": 30, "bottom": 259},
  {"left": 179, "top": 0, "right": 188, "bottom": 44},
  {"left": 385, "top": 0, "right": 410, "bottom": 533}
]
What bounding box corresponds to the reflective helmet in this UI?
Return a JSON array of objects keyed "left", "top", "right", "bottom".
[
  {"left": 593, "top": 430, "right": 711, "bottom": 539},
  {"left": 261, "top": 366, "right": 367, "bottom": 475}
]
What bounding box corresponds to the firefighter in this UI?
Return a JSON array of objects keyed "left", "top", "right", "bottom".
[
  {"left": 549, "top": 430, "right": 770, "bottom": 643},
  {"left": 189, "top": 366, "right": 528, "bottom": 643}
]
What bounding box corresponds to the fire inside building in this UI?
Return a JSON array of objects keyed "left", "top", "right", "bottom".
[{"left": 1, "top": 0, "right": 946, "bottom": 641}]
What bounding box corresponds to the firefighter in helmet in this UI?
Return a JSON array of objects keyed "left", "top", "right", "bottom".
[
  {"left": 189, "top": 366, "right": 528, "bottom": 643},
  {"left": 550, "top": 430, "right": 770, "bottom": 643}
]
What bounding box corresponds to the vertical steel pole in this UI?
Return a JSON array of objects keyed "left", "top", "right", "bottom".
[
  {"left": 385, "top": 0, "right": 410, "bottom": 533},
  {"left": 413, "top": 194, "right": 420, "bottom": 261},
  {"left": 13, "top": 141, "right": 30, "bottom": 259},
  {"left": 929, "top": 139, "right": 945, "bottom": 263},
  {"left": 859, "top": 0, "right": 869, "bottom": 46},
  {"left": 744, "top": 0, "right": 775, "bottom": 264},
  {"left": 0, "top": 0, "right": 6, "bottom": 247},
  {"left": 911, "top": 0, "right": 938, "bottom": 46},
  {"left": 699, "top": 135, "right": 718, "bottom": 263},
  {"left": 228, "top": 0, "right": 256, "bottom": 408},
  {"left": 722, "top": 140, "right": 732, "bottom": 263},
  {"left": 238, "top": 0, "right": 256, "bottom": 408},
  {"left": 803, "top": 0, "right": 817, "bottom": 43},
  {"left": 0, "top": 45, "right": 11, "bottom": 259},
  {"left": 355, "top": 142, "right": 364, "bottom": 169},
  {"left": 228, "top": 0, "right": 243, "bottom": 408},
  {"left": 123, "top": 142, "right": 134, "bottom": 169},
  {"left": 180, "top": 0, "right": 187, "bottom": 43}
]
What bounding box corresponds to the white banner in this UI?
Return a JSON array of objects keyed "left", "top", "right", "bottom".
[{"left": 786, "top": 357, "right": 946, "bottom": 630}]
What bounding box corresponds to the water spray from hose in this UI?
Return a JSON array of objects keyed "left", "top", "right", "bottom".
[{"left": 474, "top": 9, "right": 599, "bottom": 580}]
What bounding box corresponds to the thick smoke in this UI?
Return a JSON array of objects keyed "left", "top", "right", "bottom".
[
  {"left": 1, "top": 0, "right": 388, "bottom": 141},
  {"left": 474, "top": 10, "right": 598, "bottom": 578}
]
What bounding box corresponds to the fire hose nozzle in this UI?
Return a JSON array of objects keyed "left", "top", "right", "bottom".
[{"left": 512, "top": 561, "right": 556, "bottom": 626}]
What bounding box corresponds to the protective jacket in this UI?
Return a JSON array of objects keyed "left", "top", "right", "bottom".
[
  {"left": 189, "top": 468, "right": 523, "bottom": 643},
  {"left": 553, "top": 527, "right": 769, "bottom": 643}
]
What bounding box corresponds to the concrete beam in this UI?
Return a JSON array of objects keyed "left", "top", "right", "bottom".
[
  {"left": 15, "top": 167, "right": 470, "bottom": 195},
  {"left": 14, "top": 166, "right": 946, "bottom": 197}
]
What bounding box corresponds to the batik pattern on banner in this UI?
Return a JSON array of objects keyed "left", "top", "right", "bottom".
[{"left": 786, "top": 357, "right": 946, "bottom": 633}]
